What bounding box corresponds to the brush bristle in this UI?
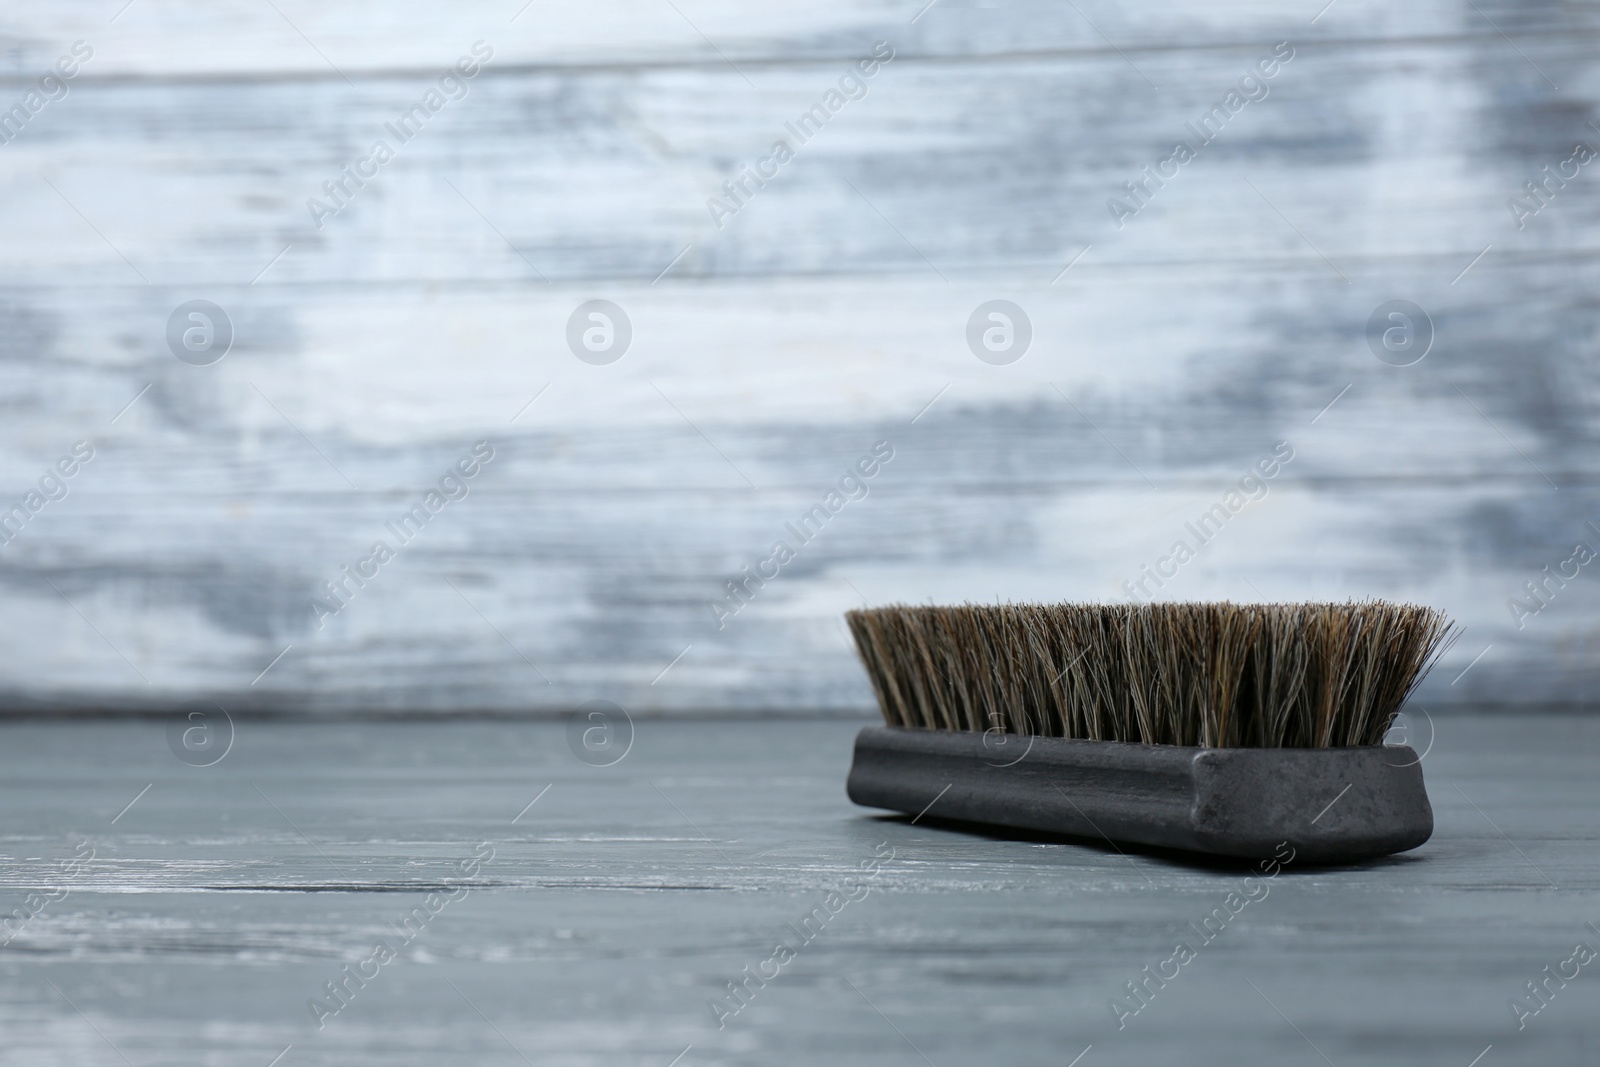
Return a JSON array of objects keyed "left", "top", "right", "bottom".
[{"left": 845, "top": 600, "right": 1457, "bottom": 748}]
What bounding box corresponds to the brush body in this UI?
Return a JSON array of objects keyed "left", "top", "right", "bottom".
[
  {"left": 844, "top": 602, "right": 1454, "bottom": 862},
  {"left": 848, "top": 726, "right": 1432, "bottom": 862}
]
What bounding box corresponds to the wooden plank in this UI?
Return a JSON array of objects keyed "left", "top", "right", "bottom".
[
  {"left": 3, "top": 38, "right": 1596, "bottom": 286},
  {"left": 0, "top": 259, "right": 1596, "bottom": 710},
  {"left": 5, "top": 0, "right": 1597, "bottom": 76},
  {"left": 0, "top": 262, "right": 1597, "bottom": 710}
]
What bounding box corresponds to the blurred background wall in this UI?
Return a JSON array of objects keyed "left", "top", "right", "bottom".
[{"left": 0, "top": 1, "right": 1595, "bottom": 714}]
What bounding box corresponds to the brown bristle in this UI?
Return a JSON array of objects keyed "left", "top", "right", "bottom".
[{"left": 845, "top": 601, "right": 1457, "bottom": 748}]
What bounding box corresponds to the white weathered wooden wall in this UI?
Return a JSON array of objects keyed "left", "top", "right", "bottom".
[{"left": 0, "top": 1, "right": 1596, "bottom": 712}]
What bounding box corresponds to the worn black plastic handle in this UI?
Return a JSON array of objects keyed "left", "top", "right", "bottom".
[{"left": 846, "top": 727, "right": 1432, "bottom": 863}]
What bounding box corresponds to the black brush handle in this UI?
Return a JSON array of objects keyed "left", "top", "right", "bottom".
[{"left": 846, "top": 727, "right": 1432, "bottom": 863}]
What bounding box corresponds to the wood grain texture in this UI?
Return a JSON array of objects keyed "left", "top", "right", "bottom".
[
  {"left": 0, "top": 715, "right": 1596, "bottom": 1064},
  {"left": 0, "top": 1, "right": 1597, "bottom": 711}
]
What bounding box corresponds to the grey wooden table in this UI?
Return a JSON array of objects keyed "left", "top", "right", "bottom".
[{"left": 1, "top": 712, "right": 1596, "bottom": 1065}]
